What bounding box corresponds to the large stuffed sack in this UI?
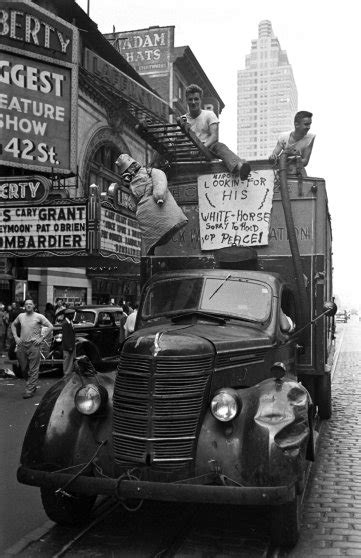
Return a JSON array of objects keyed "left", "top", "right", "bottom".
[{"left": 129, "top": 167, "right": 188, "bottom": 255}]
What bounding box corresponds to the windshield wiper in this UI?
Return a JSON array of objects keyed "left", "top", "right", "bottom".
[{"left": 208, "top": 274, "right": 232, "bottom": 300}]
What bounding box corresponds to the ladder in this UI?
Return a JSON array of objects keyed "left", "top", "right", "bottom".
[{"left": 135, "top": 117, "right": 214, "bottom": 163}]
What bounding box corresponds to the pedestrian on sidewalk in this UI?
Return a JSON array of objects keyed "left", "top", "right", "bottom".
[
  {"left": 0, "top": 303, "right": 6, "bottom": 356},
  {"left": 62, "top": 308, "right": 76, "bottom": 378},
  {"left": 11, "top": 299, "right": 53, "bottom": 399},
  {"left": 6, "top": 301, "right": 21, "bottom": 348}
]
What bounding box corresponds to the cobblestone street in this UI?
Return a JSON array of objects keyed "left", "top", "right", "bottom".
[{"left": 288, "top": 320, "right": 361, "bottom": 557}]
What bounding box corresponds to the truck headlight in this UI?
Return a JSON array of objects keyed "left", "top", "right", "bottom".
[
  {"left": 75, "top": 384, "right": 108, "bottom": 415},
  {"left": 211, "top": 389, "right": 240, "bottom": 422}
]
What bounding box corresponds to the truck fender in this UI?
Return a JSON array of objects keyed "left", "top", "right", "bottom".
[
  {"left": 195, "top": 377, "right": 311, "bottom": 487},
  {"left": 20, "top": 373, "right": 116, "bottom": 475}
]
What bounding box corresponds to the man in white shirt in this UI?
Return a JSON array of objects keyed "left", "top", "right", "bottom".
[
  {"left": 124, "top": 305, "right": 138, "bottom": 338},
  {"left": 12, "top": 299, "right": 53, "bottom": 398},
  {"left": 269, "top": 111, "right": 315, "bottom": 176},
  {"left": 183, "top": 84, "right": 251, "bottom": 181}
]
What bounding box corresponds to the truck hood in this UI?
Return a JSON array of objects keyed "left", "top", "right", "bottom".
[{"left": 125, "top": 321, "right": 273, "bottom": 356}]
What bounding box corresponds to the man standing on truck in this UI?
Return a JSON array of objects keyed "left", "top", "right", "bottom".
[
  {"left": 11, "top": 299, "right": 53, "bottom": 398},
  {"left": 183, "top": 84, "right": 251, "bottom": 181},
  {"left": 269, "top": 111, "right": 315, "bottom": 176}
]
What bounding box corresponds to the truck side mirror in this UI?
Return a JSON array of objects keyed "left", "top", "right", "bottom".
[{"left": 323, "top": 301, "right": 337, "bottom": 317}]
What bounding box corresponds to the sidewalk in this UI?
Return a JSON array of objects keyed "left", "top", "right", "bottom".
[{"left": 288, "top": 319, "right": 361, "bottom": 557}]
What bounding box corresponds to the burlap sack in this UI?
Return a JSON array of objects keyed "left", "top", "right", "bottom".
[{"left": 129, "top": 167, "right": 188, "bottom": 255}]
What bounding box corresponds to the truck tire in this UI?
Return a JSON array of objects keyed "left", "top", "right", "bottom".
[
  {"left": 41, "top": 487, "right": 96, "bottom": 526},
  {"left": 270, "top": 495, "right": 301, "bottom": 548},
  {"left": 316, "top": 373, "right": 332, "bottom": 420}
]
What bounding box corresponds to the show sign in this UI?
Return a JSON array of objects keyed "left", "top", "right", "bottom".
[
  {"left": 0, "top": 174, "right": 50, "bottom": 204},
  {"left": 100, "top": 207, "right": 141, "bottom": 261},
  {"left": 83, "top": 48, "right": 169, "bottom": 121},
  {"left": 0, "top": 1, "right": 78, "bottom": 174},
  {"left": 0, "top": 204, "right": 87, "bottom": 255},
  {"left": 106, "top": 26, "right": 174, "bottom": 75},
  {"left": 198, "top": 170, "right": 274, "bottom": 250}
]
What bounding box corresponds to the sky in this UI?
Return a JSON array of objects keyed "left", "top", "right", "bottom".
[{"left": 77, "top": 0, "right": 361, "bottom": 310}]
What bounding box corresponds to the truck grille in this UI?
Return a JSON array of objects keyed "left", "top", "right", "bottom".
[{"left": 112, "top": 353, "right": 213, "bottom": 470}]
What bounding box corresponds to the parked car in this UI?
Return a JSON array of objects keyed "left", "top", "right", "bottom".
[{"left": 9, "top": 306, "right": 125, "bottom": 376}]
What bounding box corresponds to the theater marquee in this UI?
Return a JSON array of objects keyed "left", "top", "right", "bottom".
[{"left": 0, "top": 204, "right": 87, "bottom": 255}]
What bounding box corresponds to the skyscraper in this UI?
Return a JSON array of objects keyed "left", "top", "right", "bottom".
[{"left": 237, "top": 20, "right": 298, "bottom": 160}]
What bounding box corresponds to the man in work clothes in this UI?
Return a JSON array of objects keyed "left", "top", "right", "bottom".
[
  {"left": 182, "top": 83, "right": 251, "bottom": 180},
  {"left": 62, "top": 308, "right": 76, "bottom": 377},
  {"left": 11, "top": 299, "right": 53, "bottom": 399}
]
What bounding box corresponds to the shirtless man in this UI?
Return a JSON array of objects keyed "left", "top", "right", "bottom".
[
  {"left": 183, "top": 84, "right": 251, "bottom": 181},
  {"left": 11, "top": 299, "right": 53, "bottom": 398},
  {"left": 269, "top": 111, "right": 315, "bottom": 175}
]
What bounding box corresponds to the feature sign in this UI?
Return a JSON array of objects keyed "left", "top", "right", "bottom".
[
  {"left": 0, "top": 1, "right": 78, "bottom": 174},
  {"left": 198, "top": 170, "right": 274, "bottom": 250},
  {"left": 100, "top": 207, "right": 141, "bottom": 261},
  {"left": 0, "top": 204, "right": 87, "bottom": 254}
]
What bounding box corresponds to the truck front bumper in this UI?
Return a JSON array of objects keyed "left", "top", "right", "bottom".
[{"left": 17, "top": 466, "right": 296, "bottom": 506}]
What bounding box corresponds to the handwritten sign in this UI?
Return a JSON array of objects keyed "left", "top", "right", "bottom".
[{"left": 198, "top": 169, "right": 274, "bottom": 250}]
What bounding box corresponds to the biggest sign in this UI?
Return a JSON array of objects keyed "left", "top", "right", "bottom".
[{"left": 0, "top": 1, "right": 78, "bottom": 174}]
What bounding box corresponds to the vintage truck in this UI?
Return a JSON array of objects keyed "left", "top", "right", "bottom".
[{"left": 17, "top": 132, "right": 336, "bottom": 547}]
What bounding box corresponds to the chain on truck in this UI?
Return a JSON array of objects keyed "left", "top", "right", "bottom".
[{"left": 17, "top": 119, "right": 337, "bottom": 548}]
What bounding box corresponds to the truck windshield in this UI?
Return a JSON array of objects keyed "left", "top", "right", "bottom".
[
  {"left": 142, "top": 278, "right": 203, "bottom": 319},
  {"left": 141, "top": 277, "right": 272, "bottom": 323},
  {"left": 201, "top": 278, "right": 271, "bottom": 322}
]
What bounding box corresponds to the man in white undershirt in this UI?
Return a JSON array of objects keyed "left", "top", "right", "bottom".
[{"left": 12, "top": 299, "right": 53, "bottom": 398}]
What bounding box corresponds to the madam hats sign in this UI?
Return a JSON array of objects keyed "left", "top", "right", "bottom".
[
  {"left": 0, "top": 1, "right": 78, "bottom": 174},
  {"left": 106, "top": 26, "right": 174, "bottom": 75}
]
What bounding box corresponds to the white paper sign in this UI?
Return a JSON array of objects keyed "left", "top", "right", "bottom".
[{"left": 198, "top": 169, "right": 274, "bottom": 250}]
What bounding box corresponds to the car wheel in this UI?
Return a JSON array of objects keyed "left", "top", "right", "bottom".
[
  {"left": 270, "top": 495, "right": 301, "bottom": 548},
  {"left": 40, "top": 487, "right": 97, "bottom": 526}
]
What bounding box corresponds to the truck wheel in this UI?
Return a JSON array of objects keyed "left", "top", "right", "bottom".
[
  {"left": 270, "top": 495, "right": 301, "bottom": 548},
  {"left": 41, "top": 487, "right": 96, "bottom": 526},
  {"left": 316, "top": 373, "right": 332, "bottom": 420}
]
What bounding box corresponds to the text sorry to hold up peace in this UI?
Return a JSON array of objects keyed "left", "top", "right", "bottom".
[{"left": 198, "top": 170, "right": 274, "bottom": 250}]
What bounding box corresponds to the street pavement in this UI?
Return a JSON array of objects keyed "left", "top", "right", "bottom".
[
  {"left": 0, "top": 354, "right": 59, "bottom": 553},
  {"left": 288, "top": 318, "right": 361, "bottom": 557}
]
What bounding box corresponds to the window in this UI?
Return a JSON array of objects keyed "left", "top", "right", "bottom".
[{"left": 89, "top": 143, "right": 122, "bottom": 194}]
